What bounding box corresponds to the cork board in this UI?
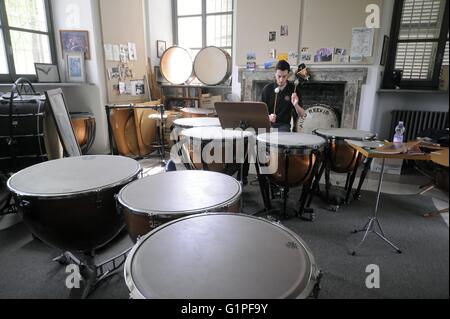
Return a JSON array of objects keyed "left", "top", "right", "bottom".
[{"left": 99, "top": 0, "right": 148, "bottom": 104}]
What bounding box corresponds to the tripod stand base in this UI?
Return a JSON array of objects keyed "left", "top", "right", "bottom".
[{"left": 351, "top": 217, "right": 402, "bottom": 255}]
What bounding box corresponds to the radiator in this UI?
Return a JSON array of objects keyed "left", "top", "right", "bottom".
[{"left": 390, "top": 110, "right": 449, "bottom": 141}]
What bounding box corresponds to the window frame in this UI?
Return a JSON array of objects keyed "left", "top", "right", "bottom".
[
  {"left": 383, "top": 0, "right": 449, "bottom": 89},
  {"left": 0, "top": 0, "right": 57, "bottom": 83},
  {"left": 172, "top": 0, "right": 233, "bottom": 54}
]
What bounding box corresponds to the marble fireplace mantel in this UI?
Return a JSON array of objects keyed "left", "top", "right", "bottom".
[{"left": 238, "top": 67, "right": 368, "bottom": 129}]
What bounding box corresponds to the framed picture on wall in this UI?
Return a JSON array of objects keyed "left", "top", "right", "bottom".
[
  {"left": 34, "top": 63, "right": 61, "bottom": 83},
  {"left": 157, "top": 40, "right": 166, "bottom": 58},
  {"left": 65, "top": 52, "right": 86, "bottom": 83},
  {"left": 60, "top": 30, "right": 91, "bottom": 60}
]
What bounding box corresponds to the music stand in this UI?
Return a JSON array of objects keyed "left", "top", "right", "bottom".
[
  {"left": 215, "top": 101, "right": 272, "bottom": 213},
  {"left": 215, "top": 102, "right": 271, "bottom": 132}
]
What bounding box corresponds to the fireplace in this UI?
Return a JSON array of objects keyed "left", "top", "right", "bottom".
[{"left": 238, "top": 68, "right": 368, "bottom": 129}]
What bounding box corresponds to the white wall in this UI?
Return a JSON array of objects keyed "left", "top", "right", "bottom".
[
  {"left": 145, "top": 0, "right": 173, "bottom": 68},
  {"left": 51, "top": 0, "right": 109, "bottom": 154}
]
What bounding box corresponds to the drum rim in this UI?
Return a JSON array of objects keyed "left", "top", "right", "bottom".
[
  {"left": 181, "top": 127, "right": 254, "bottom": 140},
  {"left": 180, "top": 107, "right": 216, "bottom": 115},
  {"left": 117, "top": 171, "right": 242, "bottom": 216},
  {"left": 173, "top": 117, "right": 221, "bottom": 129},
  {"left": 257, "top": 132, "right": 326, "bottom": 149},
  {"left": 160, "top": 46, "right": 194, "bottom": 85},
  {"left": 7, "top": 155, "right": 142, "bottom": 198},
  {"left": 193, "top": 46, "right": 232, "bottom": 86},
  {"left": 124, "top": 213, "right": 320, "bottom": 299},
  {"left": 313, "top": 128, "right": 376, "bottom": 141}
]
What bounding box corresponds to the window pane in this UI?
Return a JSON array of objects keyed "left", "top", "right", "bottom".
[
  {"left": 399, "top": 0, "right": 445, "bottom": 40},
  {"left": 178, "top": 17, "right": 202, "bottom": 48},
  {"left": 177, "top": 0, "right": 201, "bottom": 16},
  {"left": 207, "top": 14, "right": 232, "bottom": 47},
  {"left": 5, "top": 0, "right": 48, "bottom": 32},
  {"left": 206, "top": 0, "right": 232, "bottom": 13},
  {"left": 395, "top": 41, "right": 438, "bottom": 80},
  {"left": 0, "top": 32, "right": 9, "bottom": 74},
  {"left": 11, "top": 31, "right": 51, "bottom": 74},
  {"left": 443, "top": 40, "right": 449, "bottom": 66}
]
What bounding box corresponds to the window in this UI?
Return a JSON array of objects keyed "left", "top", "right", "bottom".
[
  {"left": 383, "top": 0, "right": 449, "bottom": 89},
  {"left": 0, "top": 0, "right": 56, "bottom": 83},
  {"left": 173, "top": 0, "right": 233, "bottom": 57}
]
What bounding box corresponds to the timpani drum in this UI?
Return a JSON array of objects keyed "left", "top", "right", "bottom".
[
  {"left": 70, "top": 112, "right": 96, "bottom": 154},
  {"left": 171, "top": 117, "right": 221, "bottom": 143},
  {"left": 257, "top": 133, "right": 326, "bottom": 188},
  {"left": 193, "top": 46, "right": 232, "bottom": 86},
  {"left": 160, "top": 46, "right": 193, "bottom": 85},
  {"left": 7, "top": 155, "right": 141, "bottom": 252},
  {"left": 124, "top": 213, "right": 322, "bottom": 299},
  {"left": 314, "top": 128, "right": 375, "bottom": 173},
  {"left": 117, "top": 171, "right": 242, "bottom": 242},
  {"left": 180, "top": 127, "right": 254, "bottom": 176},
  {"left": 181, "top": 107, "right": 216, "bottom": 118}
]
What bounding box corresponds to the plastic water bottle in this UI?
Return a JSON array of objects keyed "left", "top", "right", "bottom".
[{"left": 393, "top": 121, "right": 406, "bottom": 143}]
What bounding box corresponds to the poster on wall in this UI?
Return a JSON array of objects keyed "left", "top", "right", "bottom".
[
  {"left": 314, "top": 48, "right": 333, "bottom": 63},
  {"left": 351, "top": 27, "right": 374, "bottom": 57}
]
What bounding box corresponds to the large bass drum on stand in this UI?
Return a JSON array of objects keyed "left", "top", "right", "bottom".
[
  {"left": 193, "top": 46, "right": 232, "bottom": 86},
  {"left": 0, "top": 78, "right": 62, "bottom": 173},
  {"left": 296, "top": 104, "right": 340, "bottom": 134}
]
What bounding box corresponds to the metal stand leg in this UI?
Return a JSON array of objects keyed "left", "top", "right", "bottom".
[
  {"left": 354, "top": 158, "right": 373, "bottom": 201},
  {"left": 345, "top": 153, "right": 363, "bottom": 204},
  {"left": 351, "top": 158, "right": 402, "bottom": 255}
]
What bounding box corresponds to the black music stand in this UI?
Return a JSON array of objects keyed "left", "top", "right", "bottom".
[{"left": 215, "top": 102, "right": 273, "bottom": 214}]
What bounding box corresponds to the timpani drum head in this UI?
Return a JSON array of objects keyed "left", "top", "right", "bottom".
[
  {"left": 193, "top": 46, "right": 232, "bottom": 85},
  {"left": 173, "top": 117, "right": 221, "bottom": 129},
  {"left": 181, "top": 108, "right": 216, "bottom": 117},
  {"left": 315, "top": 128, "right": 375, "bottom": 141},
  {"left": 182, "top": 127, "right": 254, "bottom": 141},
  {"left": 118, "top": 171, "right": 241, "bottom": 215},
  {"left": 8, "top": 156, "right": 141, "bottom": 197},
  {"left": 125, "top": 213, "right": 318, "bottom": 299},
  {"left": 297, "top": 104, "right": 339, "bottom": 134},
  {"left": 160, "top": 46, "right": 193, "bottom": 85},
  {"left": 257, "top": 132, "right": 326, "bottom": 149}
]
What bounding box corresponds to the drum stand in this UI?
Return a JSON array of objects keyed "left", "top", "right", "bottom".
[{"left": 53, "top": 248, "right": 132, "bottom": 299}]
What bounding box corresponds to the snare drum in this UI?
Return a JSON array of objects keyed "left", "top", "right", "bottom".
[
  {"left": 257, "top": 132, "right": 326, "bottom": 188},
  {"left": 124, "top": 213, "right": 321, "bottom": 299},
  {"left": 70, "top": 112, "right": 96, "bottom": 154},
  {"left": 181, "top": 108, "right": 216, "bottom": 118},
  {"left": 314, "top": 128, "right": 375, "bottom": 173},
  {"left": 7, "top": 155, "right": 141, "bottom": 252},
  {"left": 193, "top": 46, "right": 232, "bottom": 86},
  {"left": 117, "top": 171, "right": 242, "bottom": 242},
  {"left": 180, "top": 127, "right": 254, "bottom": 176}
]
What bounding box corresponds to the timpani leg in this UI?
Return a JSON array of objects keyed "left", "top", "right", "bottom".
[
  {"left": 354, "top": 158, "right": 373, "bottom": 201},
  {"left": 345, "top": 153, "right": 363, "bottom": 204}
]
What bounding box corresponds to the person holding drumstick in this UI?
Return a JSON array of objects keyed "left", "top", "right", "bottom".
[{"left": 263, "top": 60, "right": 306, "bottom": 132}]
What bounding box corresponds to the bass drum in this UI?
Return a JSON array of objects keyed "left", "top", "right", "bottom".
[
  {"left": 194, "top": 46, "right": 232, "bottom": 86},
  {"left": 296, "top": 104, "right": 340, "bottom": 135},
  {"left": 0, "top": 96, "right": 62, "bottom": 172},
  {"left": 160, "top": 46, "right": 193, "bottom": 85}
]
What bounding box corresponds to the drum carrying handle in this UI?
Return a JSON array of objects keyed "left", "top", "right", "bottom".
[{"left": 9, "top": 78, "right": 38, "bottom": 99}]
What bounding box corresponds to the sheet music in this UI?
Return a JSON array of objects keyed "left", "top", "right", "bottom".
[{"left": 351, "top": 27, "right": 374, "bottom": 57}]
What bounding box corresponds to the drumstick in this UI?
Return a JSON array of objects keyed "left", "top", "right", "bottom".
[{"left": 273, "top": 87, "right": 280, "bottom": 115}]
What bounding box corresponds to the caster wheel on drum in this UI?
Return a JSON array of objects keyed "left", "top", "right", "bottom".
[
  {"left": 299, "top": 208, "right": 315, "bottom": 222},
  {"left": 353, "top": 194, "right": 362, "bottom": 201},
  {"left": 328, "top": 205, "right": 340, "bottom": 213}
]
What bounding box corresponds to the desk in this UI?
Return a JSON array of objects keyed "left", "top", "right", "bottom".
[{"left": 346, "top": 141, "right": 437, "bottom": 255}]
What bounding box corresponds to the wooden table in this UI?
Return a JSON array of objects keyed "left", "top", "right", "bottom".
[{"left": 346, "top": 141, "right": 444, "bottom": 255}]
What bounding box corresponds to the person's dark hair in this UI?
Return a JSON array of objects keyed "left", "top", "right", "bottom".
[{"left": 276, "top": 60, "right": 290, "bottom": 72}]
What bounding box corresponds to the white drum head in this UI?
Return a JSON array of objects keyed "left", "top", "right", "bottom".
[
  {"left": 315, "top": 128, "right": 375, "bottom": 141},
  {"left": 160, "top": 47, "right": 193, "bottom": 85},
  {"left": 257, "top": 132, "right": 326, "bottom": 148},
  {"left": 125, "top": 214, "right": 318, "bottom": 299},
  {"left": 118, "top": 171, "right": 241, "bottom": 214},
  {"left": 194, "top": 47, "right": 231, "bottom": 85},
  {"left": 182, "top": 127, "right": 254, "bottom": 140},
  {"left": 8, "top": 156, "right": 141, "bottom": 197},
  {"left": 181, "top": 108, "right": 216, "bottom": 116},
  {"left": 297, "top": 104, "right": 339, "bottom": 134},
  {"left": 173, "top": 117, "right": 221, "bottom": 129}
]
